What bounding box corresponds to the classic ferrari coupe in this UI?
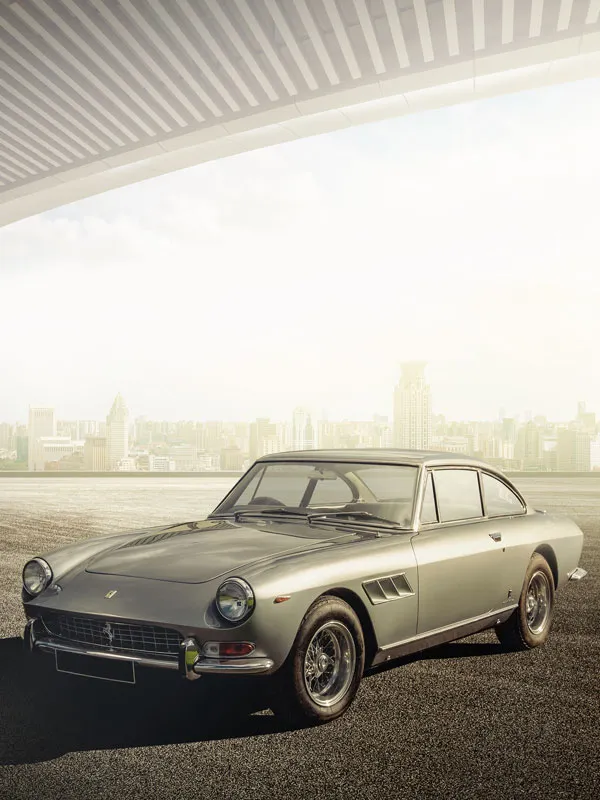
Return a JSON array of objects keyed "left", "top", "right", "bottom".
[{"left": 22, "top": 450, "right": 587, "bottom": 723}]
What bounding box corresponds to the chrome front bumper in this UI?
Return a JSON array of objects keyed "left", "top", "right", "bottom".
[{"left": 24, "top": 619, "right": 274, "bottom": 680}]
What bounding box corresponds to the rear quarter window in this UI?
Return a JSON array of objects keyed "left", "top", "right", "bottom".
[{"left": 482, "top": 473, "right": 525, "bottom": 517}]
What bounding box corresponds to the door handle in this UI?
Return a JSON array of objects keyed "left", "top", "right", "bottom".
[{"left": 489, "top": 532, "right": 502, "bottom": 543}]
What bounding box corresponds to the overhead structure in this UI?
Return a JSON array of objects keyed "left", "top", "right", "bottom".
[{"left": 1, "top": 0, "right": 600, "bottom": 226}]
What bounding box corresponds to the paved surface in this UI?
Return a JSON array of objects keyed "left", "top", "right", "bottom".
[{"left": 0, "top": 477, "right": 598, "bottom": 800}]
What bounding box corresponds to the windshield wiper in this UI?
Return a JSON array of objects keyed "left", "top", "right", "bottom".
[
  {"left": 308, "top": 511, "right": 407, "bottom": 530},
  {"left": 233, "top": 508, "right": 308, "bottom": 522}
]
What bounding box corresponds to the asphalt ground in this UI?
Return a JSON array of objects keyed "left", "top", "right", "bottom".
[{"left": 0, "top": 477, "right": 598, "bottom": 800}]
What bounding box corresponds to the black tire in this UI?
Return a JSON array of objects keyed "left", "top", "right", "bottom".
[
  {"left": 495, "top": 553, "right": 555, "bottom": 651},
  {"left": 270, "top": 595, "right": 365, "bottom": 725}
]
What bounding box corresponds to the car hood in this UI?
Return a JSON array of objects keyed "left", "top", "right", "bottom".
[{"left": 84, "top": 518, "right": 351, "bottom": 584}]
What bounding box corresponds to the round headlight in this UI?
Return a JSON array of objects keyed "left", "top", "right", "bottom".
[
  {"left": 23, "top": 558, "right": 52, "bottom": 596},
  {"left": 216, "top": 578, "right": 255, "bottom": 623}
]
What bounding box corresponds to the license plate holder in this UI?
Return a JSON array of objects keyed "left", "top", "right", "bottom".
[{"left": 55, "top": 650, "right": 136, "bottom": 684}]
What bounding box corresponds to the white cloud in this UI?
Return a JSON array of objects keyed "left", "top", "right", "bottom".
[{"left": 1, "top": 78, "right": 600, "bottom": 423}]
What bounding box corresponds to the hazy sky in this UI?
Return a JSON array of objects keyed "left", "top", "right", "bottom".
[{"left": 1, "top": 76, "right": 600, "bottom": 425}]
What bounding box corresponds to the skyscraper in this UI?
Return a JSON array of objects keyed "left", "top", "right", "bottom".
[
  {"left": 557, "top": 430, "right": 591, "bottom": 472},
  {"left": 106, "top": 393, "right": 129, "bottom": 470},
  {"left": 292, "top": 407, "right": 316, "bottom": 451},
  {"left": 84, "top": 437, "right": 107, "bottom": 472},
  {"left": 28, "top": 406, "right": 55, "bottom": 470},
  {"left": 577, "top": 401, "right": 596, "bottom": 434},
  {"left": 393, "top": 363, "right": 432, "bottom": 451}
]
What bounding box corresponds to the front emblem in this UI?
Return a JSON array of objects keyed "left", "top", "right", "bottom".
[
  {"left": 105, "top": 590, "right": 118, "bottom": 599},
  {"left": 102, "top": 621, "right": 114, "bottom": 646}
]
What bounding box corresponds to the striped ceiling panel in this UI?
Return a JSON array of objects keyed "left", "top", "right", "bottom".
[{"left": 0, "top": 0, "right": 599, "bottom": 221}]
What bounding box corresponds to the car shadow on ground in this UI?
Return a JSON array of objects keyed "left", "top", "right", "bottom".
[
  {"left": 0, "top": 634, "right": 503, "bottom": 765},
  {"left": 0, "top": 636, "right": 291, "bottom": 766}
]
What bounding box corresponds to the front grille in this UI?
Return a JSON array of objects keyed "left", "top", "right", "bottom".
[{"left": 41, "top": 613, "right": 181, "bottom": 657}]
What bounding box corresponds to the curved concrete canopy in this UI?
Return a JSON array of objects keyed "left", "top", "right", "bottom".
[{"left": 1, "top": 0, "right": 600, "bottom": 227}]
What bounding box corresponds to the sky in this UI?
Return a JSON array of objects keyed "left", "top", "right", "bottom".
[{"left": 1, "top": 76, "right": 600, "bottom": 425}]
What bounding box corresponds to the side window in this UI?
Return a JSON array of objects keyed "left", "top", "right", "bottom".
[
  {"left": 432, "top": 469, "right": 483, "bottom": 523},
  {"left": 307, "top": 476, "right": 353, "bottom": 507},
  {"left": 482, "top": 473, "right": 525, "bottom": 517},
  {"left": 420, "top": 472, "right": 438, "bottom": 524}
]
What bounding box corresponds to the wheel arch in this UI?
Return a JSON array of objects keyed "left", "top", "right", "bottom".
[
  {"left": 318, "top": 587, "right": 378, "bottom": 669},
  {"left": 533, "top": 544, "right": 559, "bottom": 588}
]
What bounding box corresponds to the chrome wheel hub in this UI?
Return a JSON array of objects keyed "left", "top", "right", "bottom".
[
  {"left": 317, "top": 653, "right": 330, "bottom": 674},
  {"left": 525, "top": 570, "right": 551, "bottom": 635},
  {"left": 303, "top": 621, "right": 356, "bottom": 708}
]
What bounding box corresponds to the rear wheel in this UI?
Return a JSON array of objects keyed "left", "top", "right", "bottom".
[
  {"left": 496, "top": 553, "right": 555, "bottom": 650},
  {"left": 271, "top": 595, "right": 364, "bottom": 725}
]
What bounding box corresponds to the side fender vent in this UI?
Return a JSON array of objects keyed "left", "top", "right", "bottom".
[{"left": 363, "top": 573, "right": 414, "bottom": 605}]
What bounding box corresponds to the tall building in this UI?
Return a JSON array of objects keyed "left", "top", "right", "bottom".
[
  {"left": 590, "top": 435, "right": 600, "bottom": 470},
  {"left": 220, "top": 447, "right": 246, "bottom": 471},
  {"left": 502, "top": 418, "right": 517, "bottom": 445},
  {"left": 28, "top": 407, "right": 55, "bottom": 470},
  {"left": 577, "top": 401, "right": 596, "bottom": 434},
  {"left": 393, "top": 363, "right": 432, "bottom": 450},
  {"left": 0, "top": 423, "right": 14, "bottom": 451},
  {"left": 16, "top": 434, "right": 28, "bottom": 462},
  {"left": 106, "top": 393, "right": 129, "bottom": 470},
  {"left": 84, "top": 437, "right": 107, "bottom": 472},
  {"left": 249, "top": 418, "right": 278, "bottom": 462},
  {"left": 542, "top": 437, "right": 558, "bottom": 471},
  {"left": 516, "top": 422, "right": 542, "bottom": 470},
  {"left": 557, "top": 430, "right": 591, "bottom": 472},
  {"left": 292, "top": 407, "right": 317, "bottom": 451}
]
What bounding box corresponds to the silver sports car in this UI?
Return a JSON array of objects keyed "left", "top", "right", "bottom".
[{"left": 22, "top": 449, "right": 587, "bottom": 724}]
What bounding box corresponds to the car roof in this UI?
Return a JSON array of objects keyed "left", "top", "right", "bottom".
[{"left": 254, "top": 448, "right": 500, "bottom": 471}]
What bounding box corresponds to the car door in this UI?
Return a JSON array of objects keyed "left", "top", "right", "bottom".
[
  {"left": 411, "top": 467, "right": 507, "bottom": 634},
  {"left": 479, "top": 470, "right": 530, "bottom": 600}
]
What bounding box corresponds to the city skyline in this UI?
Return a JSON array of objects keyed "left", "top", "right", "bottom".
[
  {"left": 3, "top": 395, "right": 599, "bottom": 429},
  {"left": 1, "top": 392, "right": 598, "bottom": 429},
  {"left": 2, "top": 370, "right": 598, "bottom": 474}
]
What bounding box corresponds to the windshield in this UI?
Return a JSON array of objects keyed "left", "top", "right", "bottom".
[{"left": 211, "top": 461, "right": 419, "bottom": 528}]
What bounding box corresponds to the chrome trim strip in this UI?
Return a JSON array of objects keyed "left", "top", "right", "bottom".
[
  {"left": 568, "top": 567, "right": 588, "bottom": 581},
  {"left": 33, "top": 635, "right": 179, "bottom": 670},
  {"left": 192, "top": 657, "right": 274, "bottom": 675},
  {"left": 381, "top": 607, "right": 517, "bottom": 651},
  {"left": 372, "top": 606, "right": 517, "bottom": 666}
]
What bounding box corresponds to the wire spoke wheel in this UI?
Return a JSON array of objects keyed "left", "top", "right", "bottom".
[
  {"left": 303, "top": 621, "right": 356, "bottom": 708},
  {"left": 525, "top": 570, "right": 551, "bottom": 635}
]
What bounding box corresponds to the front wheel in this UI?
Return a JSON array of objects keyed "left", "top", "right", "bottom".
[
  {"left": 496, "top": 553, "right": 555, "bottom": 650},
  {"left": 271, "top": 595, "right": 365, "bottom": 725}
]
